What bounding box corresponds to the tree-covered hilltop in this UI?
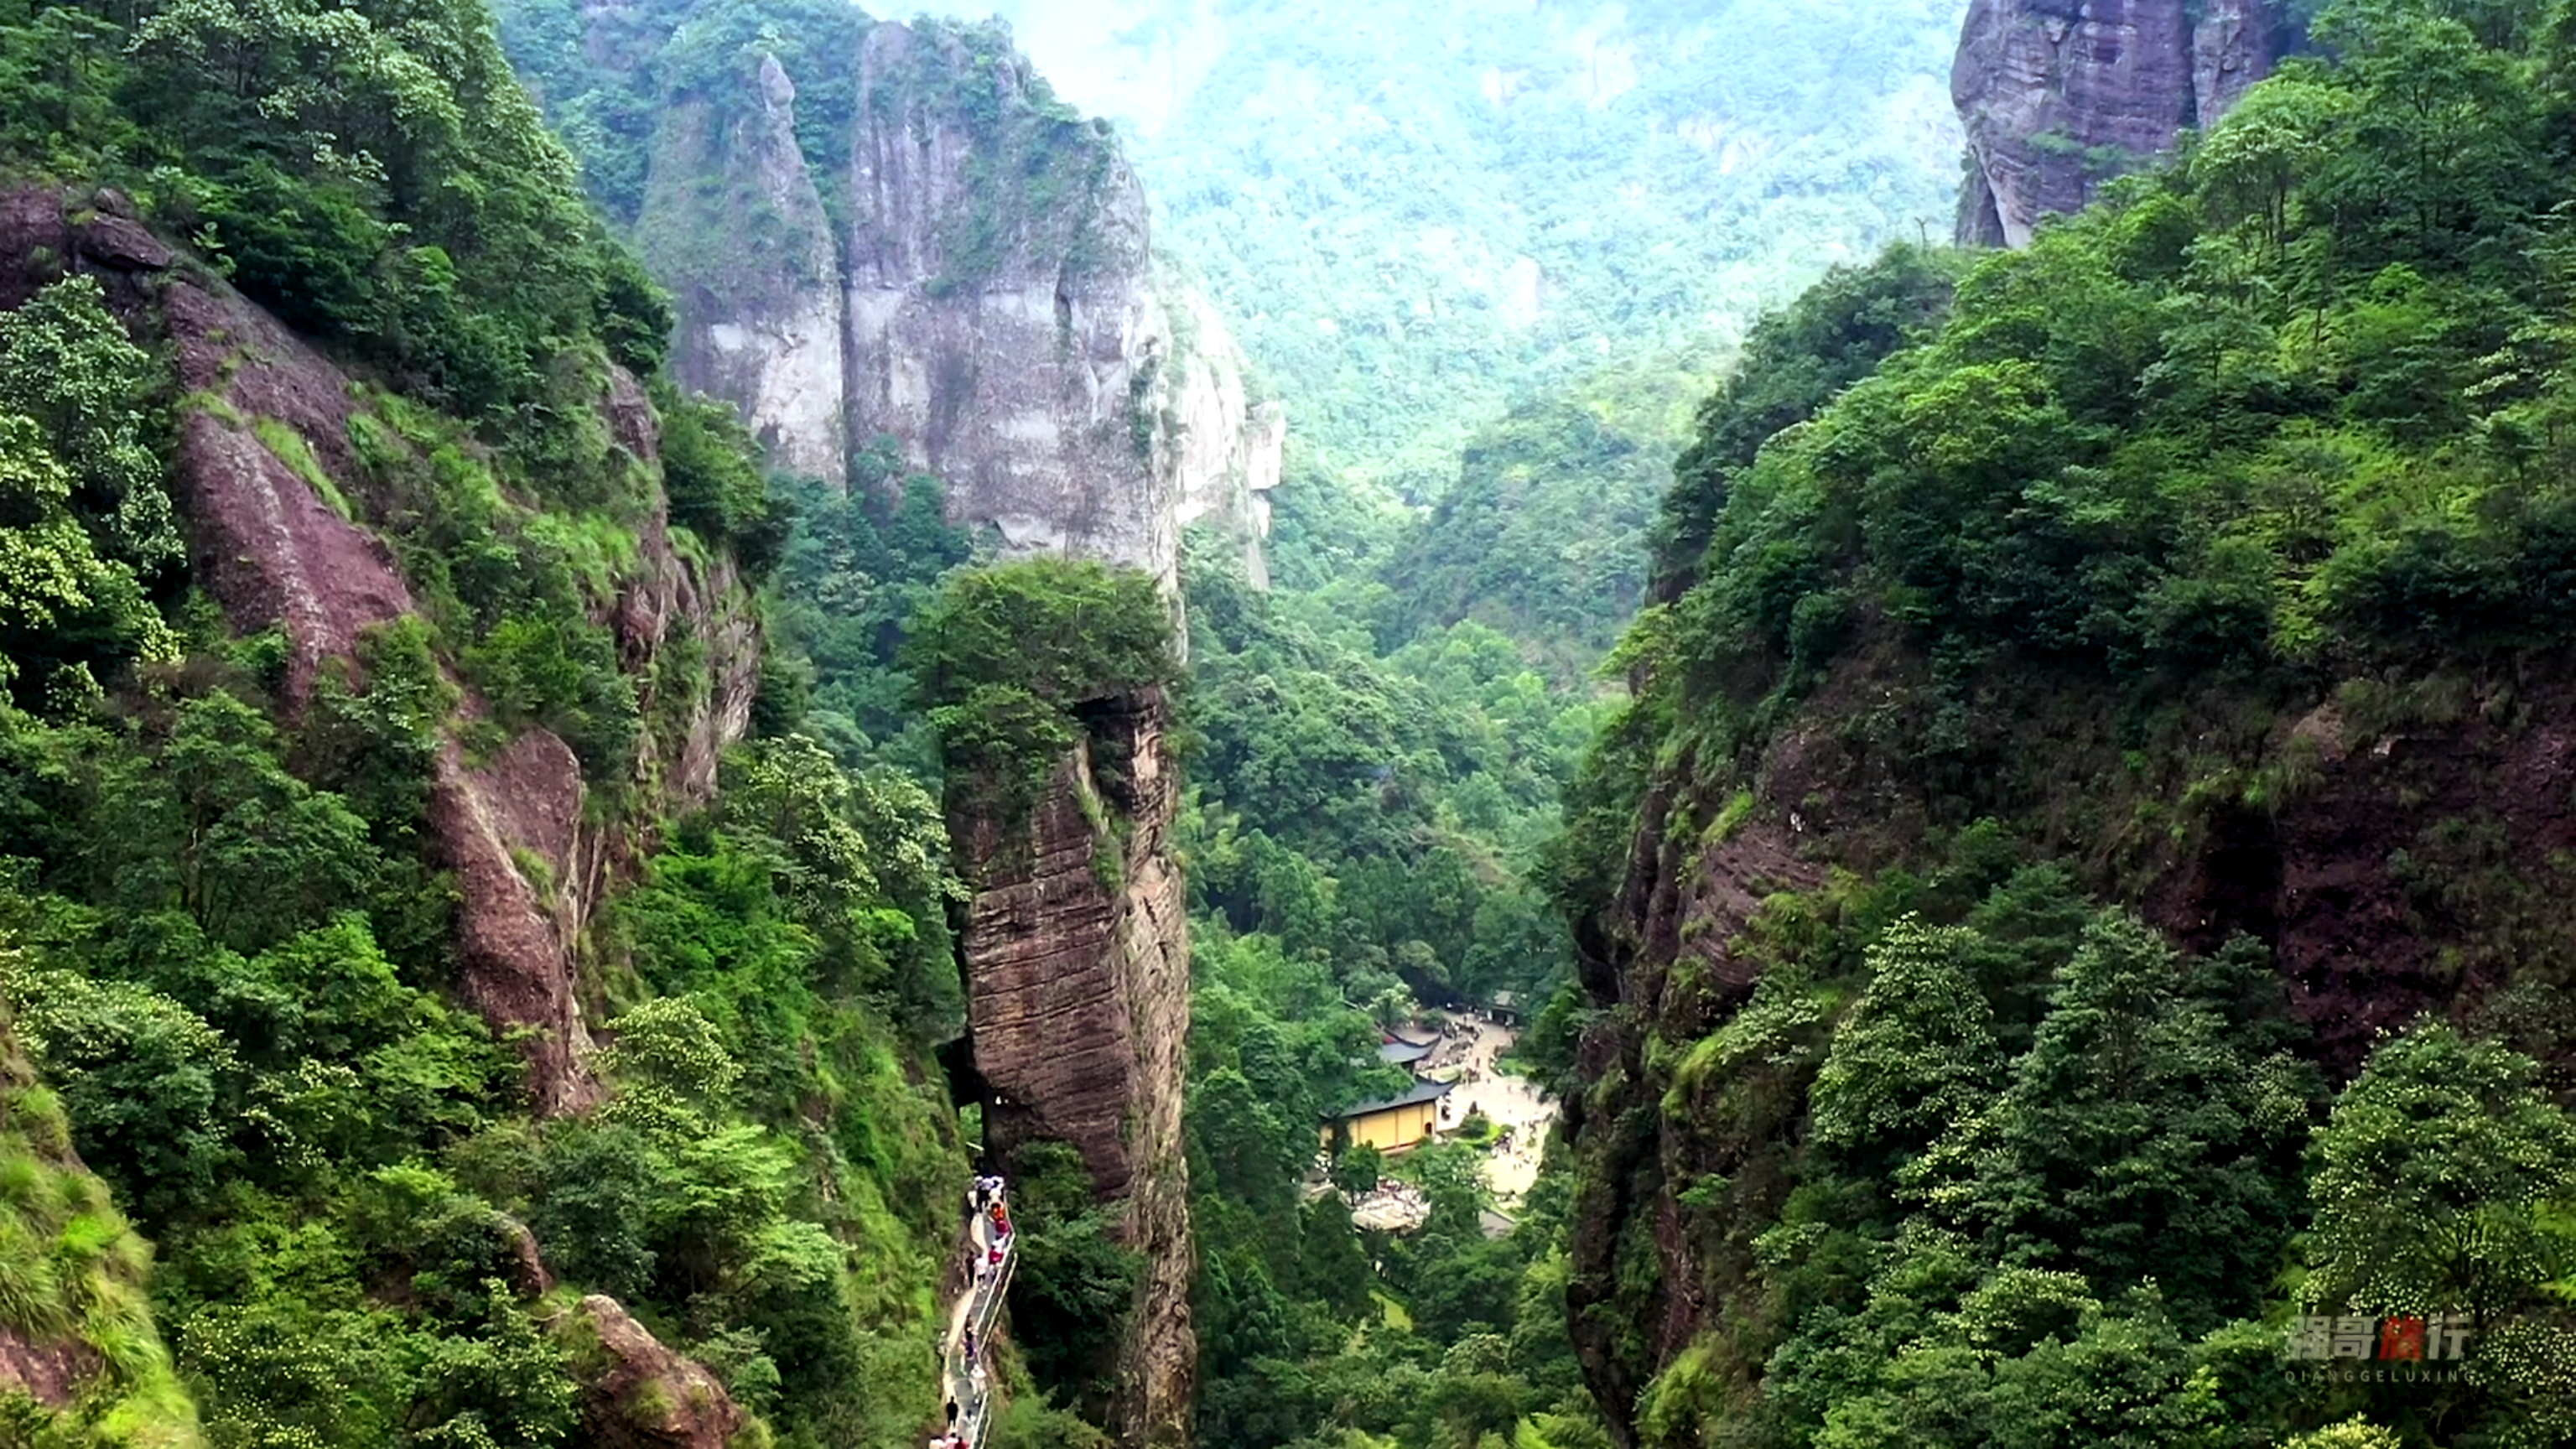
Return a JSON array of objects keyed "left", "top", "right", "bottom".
[{"left": 1548, "top": 0, "right": 2576, "bottom": 1444}]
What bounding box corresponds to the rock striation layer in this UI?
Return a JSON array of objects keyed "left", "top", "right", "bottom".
[
  {"left": 567, "top": 18, "right": 1222, "bottom": 1437},
  {"left": 1953, "top": 0, "right": 2293, "bottom": 246},
  {"left": 636, "top": 18, "right": 1281, "bottom": 591},
  {"left": 948, "top": 687, "right": 1194, "bottom": 1446}
]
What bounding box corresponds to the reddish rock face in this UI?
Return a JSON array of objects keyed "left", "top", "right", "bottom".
[
  {"left": 0, "top": 1327, "right": 98, "bottom": 1410},
  {"left": 953, "top": 687, "right": 1195, "bottom": 1446},
  {"left": 1560, "top": 620, "right": 2576, "bottom": 1446},
  {"left": 569, "top": 1295, "right": 749, "bottom": 1449},
  {"left": 1954, "top": 0, "right": 2289, "bottom": 245},
  {"left": 0, "top": 186, "right": 761, "bottom": 1115}
]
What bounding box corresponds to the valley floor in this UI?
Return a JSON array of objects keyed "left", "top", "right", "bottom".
[{"left": 1428, "top": 1019, "right": 1555, "bottom": 1203}]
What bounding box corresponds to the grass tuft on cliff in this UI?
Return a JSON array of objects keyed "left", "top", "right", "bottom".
[{"left": 0, "top": 941, "right": 203, "bottom": 1449}]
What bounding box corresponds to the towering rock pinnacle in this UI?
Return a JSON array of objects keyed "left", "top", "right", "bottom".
[
  {"left": 948, "top": 687, "right": 1194, "bottom": 1445},
  {"left": 646, "top": 53, "right": 846, "bottom": 483},
  {"left": 619, "top": 18, "right": 1215, "bottom": 1441},
  {"left": 1954, "top": 0, "right": 2292, "bottom": 246},
  {"left": 844, "top": 20, "right": 1171, "bottom": 584},
  {"left": 638, "top": 18, "right": 1280, "bottom": 591}
]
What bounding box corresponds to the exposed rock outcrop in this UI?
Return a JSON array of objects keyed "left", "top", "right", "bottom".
[
  {"left": 566, "top": 1295, "right": 750, "bottom": 1449},
  {"left": 1953, "top": 0, "right": 2293, "bottom": 246},
  {"left": 951, "top": 687, "right": 1194, "bottom": 1446},
  {"left": 843, "top": 19, "right": 1177, "bottom": 584},
  {"left": 633, "top": 17, "right": 1279, "bottom": 591},
  {"left": 1158, "top": 290, "right": 1287, "bottom": 586},
  {"left": 1560, "top": 613, "right": 2576, "bottom": 1445},
  {"left": 0, "top": 184, "right": 761, "bottom": 1115},
  {"left": 647, "top": 53, "right": 846, "bottom": 484}
]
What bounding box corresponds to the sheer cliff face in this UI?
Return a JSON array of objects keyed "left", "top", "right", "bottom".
[
  {"left": 639, "top": 19, "right": 1280, "bottom": 590},
  {"left": 626, "top": 23, "right": 1209, "bottom": 1438},
  {"left": 847, "top": 20, "right": 1175, "bottom": 583},
  {"left": 1955, "top": 0, "right": 2288, "bottom": 245},
  {"left": 950, "top": 690, "right": 1195, "bottom": 1446},
  {"left": 648, "top": 54, "right": 845, "bottom": 484},
  {"left": 0, "top": 187, "right": 761, "bottom": 1118},
  {"left": 1160, "top": 291, "right": 1287, "bottom": 586}
]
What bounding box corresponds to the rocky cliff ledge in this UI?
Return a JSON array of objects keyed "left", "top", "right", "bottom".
[
  {"left": 0, "top": 185, "right": 761, "bottom": 1115},
  {"left": 948, "top": 687, "right": 1194, "bottom": 1446},
  {"left": 1954, "top": 0, "right": 2292, "bottom": 245},
  {"left": 632, "top": 17, "right": 1280, "bottom": 590}
]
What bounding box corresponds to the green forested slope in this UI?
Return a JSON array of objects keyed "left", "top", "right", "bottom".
[
  {"left": 981, "top": 0, "right": 1964, "bottom": 506},
  {"left": 979, "top": 0, "right": 1966, "bottom": 676},
  {"left": 1548, "top": 1, "right": 2576, "bottom": 1444},
  {"left": 0, "top": 1, "right": 974, "bottom": 1446}
]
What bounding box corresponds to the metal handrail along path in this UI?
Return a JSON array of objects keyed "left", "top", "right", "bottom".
[{"left": 942, "top": 1192, "right": 1016, "bottom": 1449}]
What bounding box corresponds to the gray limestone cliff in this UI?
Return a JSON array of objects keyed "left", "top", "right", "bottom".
[
  {"left": 642, "top": 53, "right": 846, "bottom": 484},
  {"left": 635, "top": 18, "right": 1280, "bottom": 592},
  {"left": 1954, "top": 0, "right": 2294, "bottom": 246}
]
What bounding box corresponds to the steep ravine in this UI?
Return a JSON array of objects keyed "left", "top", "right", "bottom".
[{"left": 538, "top": 17, "right": 1217, "bottom": 1440}]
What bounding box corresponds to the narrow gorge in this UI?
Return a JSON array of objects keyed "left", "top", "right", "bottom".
[
  {"left": 511, "top": 13, "right": 1250, "bottom": 1441},
  {"left": 18, "top": 0, "right": 2576, "bottom": 1446}
]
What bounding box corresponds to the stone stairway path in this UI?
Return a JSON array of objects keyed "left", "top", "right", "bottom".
[{"left": 935, "top": 1184, "right": 1015, "bottom": 1449}]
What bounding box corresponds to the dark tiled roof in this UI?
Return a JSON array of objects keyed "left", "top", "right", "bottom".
[
  {"left": 1378, "top": 1036, "right": 1436, "bottom": 1067},
  {"left": 1327, "top": 1078, "right": 1455, "bottom": 1120}
]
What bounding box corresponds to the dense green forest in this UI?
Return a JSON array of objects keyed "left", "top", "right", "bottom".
[
  {"left": 0, "top": 0, "right": 977, "bottom": 1443},
  {"left": 39, "top": 0, "right": 2576, "bottom": 1441},
  {"left": 1545, "top": 0, "right": 2576, "bottom": 1444}
]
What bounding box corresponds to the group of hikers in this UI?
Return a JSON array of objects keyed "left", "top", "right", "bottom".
[
  {"left": 930, "top": 1174, "right": 1015, "bottom": 1449},
  {"left": 972, "top": 1174, "right": 1013, "bottom": 1283}
]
